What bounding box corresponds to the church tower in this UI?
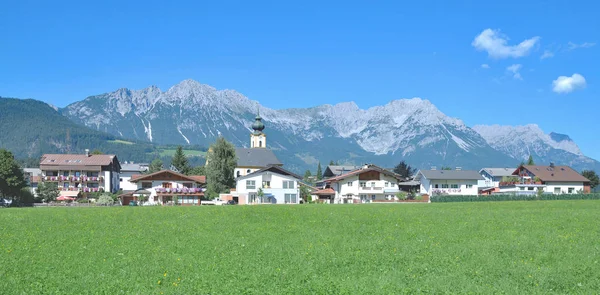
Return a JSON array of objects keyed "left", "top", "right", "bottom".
[{"left": 250, "top": 110, "right": 266, "bottom": 148}]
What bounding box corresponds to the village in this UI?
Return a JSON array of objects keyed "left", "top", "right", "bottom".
[{"left": 18, "top": 113, "right": 594, "bottom": 206}]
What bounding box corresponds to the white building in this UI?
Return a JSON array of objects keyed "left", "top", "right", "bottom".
[
  {"left": 125, "top": 170, "right": 205, "bottom": 205},
  {"left": 23, "top": 168, "right": 42, "bottom": 196},
  {"left": 315, "top": 164, "right": 402, "bottom": 204},
  {"left": 513, "top": 164, "right": 591, "bottom": 194},
  {"left": 119, "top": 163, "right": 149, "bottom": 192},
  {"left": 39, "top": 151, "right": 121, "bottom": 198},
  {"left": 233, "top": 165, "right": 302, "bottom": 205},
  {"left": 415, "top": 169, "right": 484, "bottom": 196}
]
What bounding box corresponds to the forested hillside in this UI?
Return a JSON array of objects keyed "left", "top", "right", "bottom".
[{"left": 0, "top": 97, "right": 162, "bottom": 163}]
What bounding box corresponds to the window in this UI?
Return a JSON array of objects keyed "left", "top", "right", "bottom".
[
  {"left": 142, "top": 182, "right": 152, "bottom": 189},
  {"left": 63, "top": 182, "right": 69, "bottom": 188},
  {"left": 441, "top": 184, "right": 449, "bottom": 188},
  {"left": 568, "top": 187, "right": 574, "bottom": 194},
  {"left": 520, "top": 187, "right": 525, "bottom": 191},
  {"left": 390, "top": 182, "right": 395, "bottom": 187},
  {"left": 283, "top": 181, "right": 295, "bottom": 189},
  {"left": 466, "top": 184, "right": 473, "bottom": 189},
  {"left": 237, "top": 171, "right": 241, "bottom": 178},
  {"left": 371, "top": 195, "right": 376, "bottom": 200},
  {"left": 63, "top": 171, "right": 69, "bottom": 177},
  {"left": 259, "top": 141, "right": 262, "bottom": 147},
  {"left": 450, "top": 184, "right": 459, "bottom": 189},
  {"left": 246, "top": 180, "right": 256, "bottom": 189},
  {"left": 284, "top": 194, "right": 297, "bottom": 204},
  {"left": 263, "top": 181, "right": 271, "bottom": 188},
  {"left": 554, "top": 187, "right": 561, "bottom": 194},
  {"left": 434, "top": 184, "right": 439, "bottom": 188},
  {"left": 162, "top": 182, "right": 172, "bottom": 189},
  {"left": 178, "top": 196, "right": 198, "bottom": 204},
  {"left": 371, "top": 182, "right": 376, "bottom": 187},
  {"left": 87, "top": 172, "right": 99, "bottom": 177},
  {"left": 528, "top": 187, "right": 534, "bottom": 191},
  {"left": 88, "top": 183, "right": 99, "bottom": 188},
  {"left": 75, "top": 171, "right": 81, "bottom": 177},
  {"left": 360, "top": 182, "right": 366, "bottom": 187},
  {"left": 347, "top": 182, "right": 353, "bottom": 187},
  {"left": 385, "top": 182, "right": 389, "bottom": 187},
  {"left": 183, "top": 183, "right": 193, "bottom": 188}
]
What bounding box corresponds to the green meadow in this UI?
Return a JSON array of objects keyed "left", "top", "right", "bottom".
[{"left": 1, "top": 201, "right": 599, "bottom": 294}]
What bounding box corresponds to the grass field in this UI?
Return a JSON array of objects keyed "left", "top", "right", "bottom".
[
  {"left": 158, "top": 148, "right": 206, "bottom": 158},
  {"left": 1, "top": 201, "right": 599, "bottom": 294}
]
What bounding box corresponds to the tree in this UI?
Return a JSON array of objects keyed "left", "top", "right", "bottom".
[
  {"left": 582, "top": 170, "right": 599, "bottom": 189},
  {"left": 257, "top": 188, "right": 264, "bottom": 204},
  {"left": 303, "top": 170, "right": 313, "bottom": 184},
  {"left": 393, "top": 161, "right": 415, "bottom": 179},
  {"left": 527, "top": 155, "right": 535, "bottom": 165},
  {"left": 188, "top": 166, "right": 205, "bottom": 176},
  {"left": 36, "top": 181, "right": 59, "bottom": 203},
  {"left": 205, "top": 137, "right": 237, "bottom": 199},
  {"left": 329, "top": 160, "right": 336, "bottom": 165},
  {"left": 171, "top": 146, "right": 190, "bottom": 175},
  {"left": 91, "top": 149, "right": 103, "bottom": 155},
  {"left": 441, "top": 166, "right": 452, "bottom": 171},
  {"left": 300, "top": 185, "right": 312, "bottom": 203},
  {"left": 316, "top": 162, "right": 323, "bottom": 180},
  {"left": 148, "top": 159, "right": 164, "bottom": 173},
  {"left": 0, "top": 149, "right": 26, "bottom": 201}
]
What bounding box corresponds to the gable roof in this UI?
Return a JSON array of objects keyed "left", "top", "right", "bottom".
[
  {"left": 235, "top": 148, "right": 282, "bottom": 168},
  {"left": 40, "top": 154, "right": 120, "bottom": 169},
  {"left": 325, "top": 164, "right": 402, "bottom": 182},
  {"left": 130, "top": 170, "right": 206, "bottom": 183},
  {"left": 479, "top": 168, "right": 515, "bottom": 177},
  {"left": 518, "top": 165, "right": 589, "bottom": 182},
  {"left": 323, "top": 165, "right": 359, "bottom": 177},
  {"left": 416, "top": 170, "right": 485, "bottom": 181},
  {"left": 121, "top": 163, "right": 148, "bottom": 172},
  {"left": 236, "top": 165, "right": 302, "bottom": 181}
]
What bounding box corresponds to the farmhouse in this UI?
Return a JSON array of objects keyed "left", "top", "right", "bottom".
[
  {"left": 232, "top": 165, "right": 302, "bottom": 205},
  {"left": 415, "top": 169, "right": 484, "bottom": 196},
  {"left": 126, "top": 170, "right": 206, "bottom": 205},
  {"left": 512, "top": 164, "right": 591, "bottom": 194},
  {"left": 39, "top": 150, "right": 121, "bottom": 199},
  {"left": 316, "top": 164, "right": 402, "bottom": 204}
]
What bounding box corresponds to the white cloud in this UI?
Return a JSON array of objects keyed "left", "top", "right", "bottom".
[
  {"left": 472, "top": 29, "right": 540, "bottom": 59},
  {"left": 506, "top": 64, "right": 523, "bottom": 80},
  {"left": 540, "top": 50, "right": 554, "bottom": 59},
  {"left": 552, "top": 73, "right": 586, "bottom": 93},
  {"left": 567, "top": 42, "right": 596, "bottom": 50},
  {"left": 481, "top": 64, "right": 490, "bottom": 69}
]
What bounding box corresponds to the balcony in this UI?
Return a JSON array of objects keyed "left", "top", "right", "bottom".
[
  {"left": 155, "top": 187, "right": 204, "bottom": 194},
  {"left": 59, "top": 187, "right": 104, "bottom": 192},
  {"left": 43, "top": 175, "right": 103, "bottom": 182}
]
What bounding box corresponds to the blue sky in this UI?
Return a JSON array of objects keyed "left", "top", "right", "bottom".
[{"left": 1, "top": 0, "right": 599, "bottom": 158}]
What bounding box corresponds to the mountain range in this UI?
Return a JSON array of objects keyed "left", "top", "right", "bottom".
[{"left": 50, "top": 79, "right": 600, "bottom": 173}]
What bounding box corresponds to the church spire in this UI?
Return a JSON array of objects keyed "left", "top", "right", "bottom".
[{"left": 251, "top": 108, "right": 265, "bottom": 134}]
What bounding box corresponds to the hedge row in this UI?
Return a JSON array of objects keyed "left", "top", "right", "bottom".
[{"left": 430, "top": 193, "right": 600, "bottom": 203}]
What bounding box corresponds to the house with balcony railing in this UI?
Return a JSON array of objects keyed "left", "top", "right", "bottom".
[
  {"left": 315, "top": 164, "right": 402, "bottom": 204},
  {"left": 125, "top": 170, "right": 206, "bottom": 205},
  {"left": 39, "top": 150, "right": 121, "bottom": 199}
]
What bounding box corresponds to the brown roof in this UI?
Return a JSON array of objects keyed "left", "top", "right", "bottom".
[
  {"left": 325, "top": 164, "right": 402, "bottom": 182},
  {"left": 130, "top": 170, "right": 206, "bottom": 184},
  {"left": 40, "top": 154, "right": 118, "bottom": 167},
  {"left": 314, "top": 188, "right": 335, "bottom": 195},
  {"left": 517, "top": 165, "right": 590, "bottom": 182}
]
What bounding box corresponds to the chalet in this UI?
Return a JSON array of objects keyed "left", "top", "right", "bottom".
[
  {"left": 512, "top": 164, "right": 591, "bottom": 194},
  {"left": 39, "top": 150, "right": 121, "bottom": 199},
  {"left": 315, "top": 164, "right": 402, "bottom": 204},
  {"left": 126, "top": 170, "right": 206, "bottom": 205}
]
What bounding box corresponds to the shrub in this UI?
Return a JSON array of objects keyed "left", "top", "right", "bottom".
[
  {"left": 430, "top": 193, "right": 600, "bottom": 203},
  {"left": 96, "top": 194, "right": 114, "bottom": 206},
  {"left": 395, "top": 192, "right": 407, "bottom": 200}
]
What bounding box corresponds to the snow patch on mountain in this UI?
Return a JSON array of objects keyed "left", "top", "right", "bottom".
[{"left": 472, "top": 124, "right": 583, "bottom": 159}]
